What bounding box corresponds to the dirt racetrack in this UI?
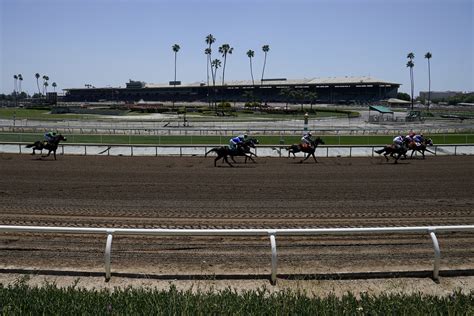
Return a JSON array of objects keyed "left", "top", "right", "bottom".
[{"left": 0, "top": 153, "right": 473, "bottom": 281}]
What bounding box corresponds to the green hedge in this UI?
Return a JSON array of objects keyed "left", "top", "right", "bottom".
[{"left": 1, "top": 282, "right": 472, "bottom": 315}]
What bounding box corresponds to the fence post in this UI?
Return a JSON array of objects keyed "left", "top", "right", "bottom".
[
  {"left": 104, "top": 232, "right": 114, "bottom": 281},
  {"left": 269, "top": 231, "right": 277, "bottom": 285},
  {"left": 429, "top": 230, "right": 440, "bottom": 281}
]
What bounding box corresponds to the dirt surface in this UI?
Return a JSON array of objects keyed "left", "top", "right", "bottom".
[{"left": 0, "top": 153, "right": 473, "bottom": 293}]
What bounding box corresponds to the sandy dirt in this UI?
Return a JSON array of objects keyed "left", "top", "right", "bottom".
[{"left": 0, "top": 153, "right": 473, "bottom": 294}]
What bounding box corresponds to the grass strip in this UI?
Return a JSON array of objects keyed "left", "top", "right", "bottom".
[
  {"left": 1, "top": 281, "right": 472, "bottom": 315},
  {"left": 1, "top": 133, "right": 473, "bottom": 146}
]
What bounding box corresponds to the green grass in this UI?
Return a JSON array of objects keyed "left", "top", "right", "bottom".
[
  {"left": 1, "top": 133, "right": 473, "bottom": 145},
  {"left": 1, "top": 281, "right": 472, "bottom": 315},
  {"left": 0, "top": 108, "right": 353, "bottom": 122}
]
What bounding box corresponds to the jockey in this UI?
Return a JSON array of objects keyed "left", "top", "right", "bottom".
[
  {"left": 229, "top": 133, "right": 247, "bottom": 150},
  {"left": 392, "top": 135, "right": 405, "bottom": 149},
  {"left": 301, "top": 132, "right": 313, "bottom": 148},
  {"left": 44, "top": 131, "right": 57, "bottom": 145},
  {"left": 413, "top": 134, "right": 424, "bottom": 146},
  {"left": 405, "top": 131, "right": 415, "bottom": 144}
]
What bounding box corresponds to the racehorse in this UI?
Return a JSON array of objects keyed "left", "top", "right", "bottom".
[
  {"left": 26, "top": 134, "right": 67, "bottom": 160},
  {"left": 374, "top": 138, "right": 410, "bottom": 164},
  {"left": 205, "top": 137, "right": 258, "bottom": 167},
  {"left": 287, "top": 137, "right": 325, "bottom": 163},
  {"left": 407, "top": 138, "right": 434, "bottom": 159}
]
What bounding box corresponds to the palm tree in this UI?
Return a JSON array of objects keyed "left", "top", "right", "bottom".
[
  {"left": 211, "top": 59, "right": 222, "bottom": 111},
  {"left": 172, "top": 44, "right": 180, "bottom": 109},
  {"left": 204, "top": 48, "right": 212, "bottom": 107},
  {"left": 13, "top": 75, "right": 18, "bottom": 94},
  {"left": 18, "top": 74, "right": 23, "bottom": 94},
  {"left": 172, "top": 44, "right": 180, "bottom": 85},
  {"left": 218, "top": 44, "right": 233, "bottom": 86},
  {"left": 52, "top": 82, "right": 57, "bottom": 92},
  {"left": 424, "top": 52, "right": 432, "bottom": 109},
  {"left": 35, "top": 73, "right": 41, "bottom": 96},
  {"left": 246, "top": 50, "right": 255, "bottom": 85},
  {"left": 42, "top": 75, "right": 49, "bottom": 95},
  {"left": 43, "top": 81, "right": 49, "bottom": 94},
  {"left": 406, "top": 52, "right": 415, "bottom": 110},
  {"left": 205, "top": 34, "right": 216, "bottom": 87},
  {"left": 261, "top": 45, "right": 270, "bottom": 84}
]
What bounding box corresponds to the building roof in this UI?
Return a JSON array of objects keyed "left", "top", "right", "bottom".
[
  {"left": 369, "top": 105, "right": 394, "bottom": 114},
  {"left": 64, "top": 76, "right": 400, "bottom": 91},
  {"left": 144, "top": 76, "right": 399, "bottom": 88}
]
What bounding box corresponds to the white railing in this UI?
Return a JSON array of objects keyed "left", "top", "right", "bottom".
[
  {"left": 2, "top": 142, "right": 474, "bottom": 157},
  {"left": 1, "top": 225, "right": 473, "bottom": 284}
]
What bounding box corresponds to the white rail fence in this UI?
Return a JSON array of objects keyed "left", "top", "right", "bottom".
[
  {"left": 2, "top": 143, "right": 474, "bottom": 157},
  {"left": 1, "top": 225, "right": 473, "bottom": 284}
]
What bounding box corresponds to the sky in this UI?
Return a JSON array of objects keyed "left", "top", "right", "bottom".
[{"left": 1, "top": 0, "right": 473, "bottom": 96}]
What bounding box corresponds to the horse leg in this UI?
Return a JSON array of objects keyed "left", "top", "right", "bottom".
[
  {"left": 53, "top": 150, "right": 57, "bottom": 160},
  {"left": 246, "top": 154, "right": 256, "bottom": 163},
  {"left": 222, "top": 155, "right": 233, "bottom": 167},
  {"left": 312, "top": 152, "right": 318, "bottom": 163}
]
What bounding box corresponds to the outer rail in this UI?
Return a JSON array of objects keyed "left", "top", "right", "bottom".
[
  {"left": 1, "top": 142, "right": 473, "bottom": 157},
  {"left": 1, "top": 225, "right": 473, "bottom": 284}
]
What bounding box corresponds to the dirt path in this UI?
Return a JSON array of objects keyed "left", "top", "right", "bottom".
[{"left": 0, "top": 154, "right": 473, "bottom": 282}]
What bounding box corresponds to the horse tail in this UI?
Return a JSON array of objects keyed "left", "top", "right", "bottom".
[
  {"left": 25, "top": 143, "right": 37, "bottom": 148},
  {"left": 205, "top": 148, "right": 218, "bottom": 157},
  {"left": 374, "top": 148, "right": 385, "bottom": 154}
]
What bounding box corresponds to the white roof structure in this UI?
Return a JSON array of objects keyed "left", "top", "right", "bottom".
[{"left": 145, "top": 76, "right": 399, "bottom": 88}]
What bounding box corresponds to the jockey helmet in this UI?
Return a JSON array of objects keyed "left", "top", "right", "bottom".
[
  {"left": 244, "top": 133, "right": 248, "bottom": 138},
  {"left": 307, "top": 132, "right": 312, "bottom": 137}
]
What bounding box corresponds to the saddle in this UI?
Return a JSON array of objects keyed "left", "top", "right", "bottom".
[{"left": 300, "top": 143, "right": 310, "bottom": 150}]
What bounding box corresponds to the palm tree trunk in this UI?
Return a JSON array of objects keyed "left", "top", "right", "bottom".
[
  {"left": 250, "top": 58, "right": 254, "bottom": 85},
  {"left": 222, "top": 55, "right": 227, "bottom": 86},
  {"left": 428, "top": 59, "right": 431, "bottom": 110},
  {"left": 410, "top": 68, "right": 414, "bottom": 110},
  {"left": 36, "top": 79, "right": 41, "bottom": 96},
  {"left": 261, "top": 52, "right": 267, "bottom": 84}
]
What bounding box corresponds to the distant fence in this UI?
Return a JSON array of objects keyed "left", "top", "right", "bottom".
[
  {"left": 1, "top": 225, "right": 473, "bottom": 284},
  {"left": 1, "top": 142, "right": 474, "bottom": 157},
  {"left": 1, "top": 123, "right": 473, "bottom": 137}
]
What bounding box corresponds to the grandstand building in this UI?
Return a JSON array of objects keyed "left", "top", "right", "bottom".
[{"left": 63, "top": 76, "right": 400, "bottom": 104}]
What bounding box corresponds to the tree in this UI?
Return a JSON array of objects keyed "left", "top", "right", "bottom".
[
  {"left": 397, "top": 92, "right": 411, "bottom": 101},
  {"left": 13, "top": 75, "right": 18, "bottom": 94},
  {"left": 261, "top": 45, "right": 270, "bottom": 84},
  {"left": 52, "top": 82, "right": 57, "bottom": 92},
  {"left": 406, "top": 52, "right": 415, "bottom": 110},
  {"left": 18, "top": 74, "right": 23, "bottom": 94},
  {"left": 280, "top": 87, "right": 293, "bottom": 110},
  {"left": 246, "top": 50, "right": 255, "bottom": 85},
  {"left": 172, "top": 44, "right": 180, "bottom": 85},
  {"left": 205, "top": 34, "right": 216, "bottom": 87},
  {"left": 44, "top": 81, "right": 49, "bottom": 94},
  {"left": 424, "top": 52, "right": 432, "bottom": 109},
  {"left": 211, "top": 59, "right": 222, "bottom": 111},
  {"left": 172, "top": 44, "right": 180, "bottom": 109},
  {"left": 35, "top": 73, "right": 41, "bottom": 96},
  {"left": 42, "top": 75, "right": 49, "bottom": 95},
  {"left": 218, "top": 44, "right": 233, "bottom": 85}
]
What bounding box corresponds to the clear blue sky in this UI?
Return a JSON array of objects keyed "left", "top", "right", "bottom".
[{"left": 1, "top": 0, "right": 473, "bottom": 96}]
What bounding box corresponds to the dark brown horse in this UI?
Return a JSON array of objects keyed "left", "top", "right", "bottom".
[
  {"left": 407, "top": 138, "right": 434, "bottom": 159},
  {"left": 26, "top": 134, "right": 67, "bottom": 160},
  {"left": 374, "top": 138, "right": 410, "bottom": 164},
  {"left": 287, "top": 137, "right": 325, "bottom": 163},
  {"left": 205, "top": 138, "right": 258, "bottom": 167}
]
